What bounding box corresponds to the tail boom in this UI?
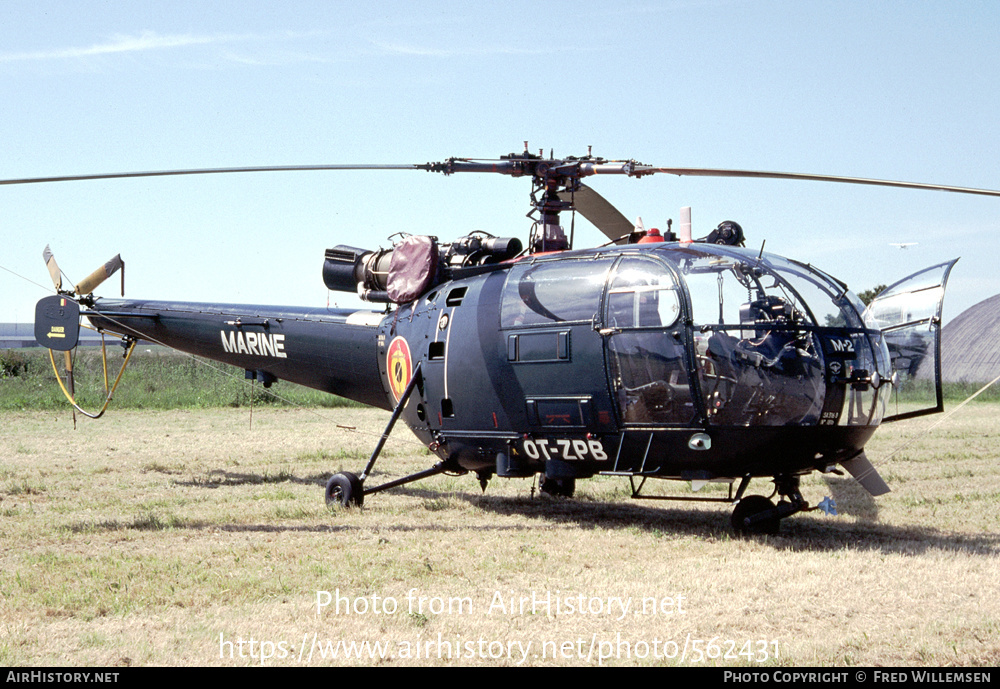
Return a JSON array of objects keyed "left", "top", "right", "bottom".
[{"left": 84, "top": 299, "right": 390, "bottom": 410}]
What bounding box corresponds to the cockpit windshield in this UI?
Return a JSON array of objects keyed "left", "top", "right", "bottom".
[
  {"left": 660, "top": 245, "right": 885, "bottom": 427},
  {"left": 667, "top": 246, "right": 863, "bottom": 330}
]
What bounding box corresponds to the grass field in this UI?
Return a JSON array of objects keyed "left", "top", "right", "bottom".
[
  {"left": 0, "top": 347, "right": 360, "bottom": 410},
  {"left": 1, "top": 350, "right": 999, "bottom": 666}
]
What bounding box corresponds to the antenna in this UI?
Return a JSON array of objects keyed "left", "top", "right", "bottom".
[{"left": 679, "top": 207, "right": 692, "bottom": 243}]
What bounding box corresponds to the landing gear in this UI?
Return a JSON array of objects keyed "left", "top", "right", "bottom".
[
  {"left": 731, "top": 495, "right": 779, "bottom": 535},
  {"left": 540, "top": 475, "right": 575, "bottom": 498},
  {"left": 324, "top": 361, "right": 451, "bottom": 510},
  {"left": 326, "top": 472, "right": 363, "bottom": 508},
  {"left": 729, "top": 474, "right": 810, "bottom": 536}
]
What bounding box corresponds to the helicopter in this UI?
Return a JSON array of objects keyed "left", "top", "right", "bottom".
[{"left": 10, "top": 145, "right": 1000, "bottom": 535}]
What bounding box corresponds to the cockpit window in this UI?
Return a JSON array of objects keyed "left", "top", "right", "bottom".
[
  {"left": 670, "top": 248, "right": 829, "bottom": 426},
  {"left": 682, "top": 257, "right": 767, "bottom": 330},
  {"left": 606, "top": 257, "right": 681, "bottom": 329},
  {"left": 501, "top": 257, "right": 614, "bottom": 328},
  {"left": 671, "top": 248, "right": 865, "bottom": 331},
  {"left": 769, "top": 257, "right": 865, "bottom": 329},
  {"left": 604, "top": 257, "right": 692, "bottom": 425}
]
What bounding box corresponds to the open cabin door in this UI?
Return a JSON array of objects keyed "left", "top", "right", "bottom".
[{"left": 865, "top": 259, "right": 958, "bottom": 422}]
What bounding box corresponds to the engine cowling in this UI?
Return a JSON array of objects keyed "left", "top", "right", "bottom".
[{"left": 323, "top": 233, "right": 522, "bottom": 304}]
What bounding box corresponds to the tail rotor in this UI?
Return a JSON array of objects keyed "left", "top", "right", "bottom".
[{"left": 35, "top": 246, "right": 133, "bottom": 423}]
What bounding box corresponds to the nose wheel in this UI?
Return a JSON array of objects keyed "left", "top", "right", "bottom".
[
  {"left": 730, "top": 475, "right": 809, "bottom": 536},
  {"left": 731, "top": 495, "right": 780, "bottom": 535}
]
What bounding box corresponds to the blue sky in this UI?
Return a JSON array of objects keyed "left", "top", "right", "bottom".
[{"left": 2, "top": 1, "right": 998, "bottom": 325}]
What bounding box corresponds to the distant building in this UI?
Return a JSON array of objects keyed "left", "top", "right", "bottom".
[
  {"left": 0, "top": 323, "right": 105, "bottom": 349},
  {"left": 939, "top": 294, "right": 1000, "bottom": 383}
]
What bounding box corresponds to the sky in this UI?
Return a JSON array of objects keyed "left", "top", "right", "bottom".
[{"left": 2, "top": 0, "right": 999, "bottom": 326}]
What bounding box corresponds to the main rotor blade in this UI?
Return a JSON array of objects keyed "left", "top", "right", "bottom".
[
  {"left": 7, "top": 157, "right": 999, "bottom": 199},
  {"left": 637, "top": 166, "right": 1000, "bottom": 198},
  {"left": 0, "top": 164, "right": 434, "bottom": 186},
  {"left": 42, "top": 245, "right": 62, "bottom": 291},
  {"left": 557, "top": 184, "right": 634, "bottom": 242}
]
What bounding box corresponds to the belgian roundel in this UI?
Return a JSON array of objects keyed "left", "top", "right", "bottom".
[{"left": 386, "top": 336, "right": 413, "bottom": 403}]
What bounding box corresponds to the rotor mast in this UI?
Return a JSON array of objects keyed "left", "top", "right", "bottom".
[{"left": 427, "top": 143, "right": 647, "bottom": 252}]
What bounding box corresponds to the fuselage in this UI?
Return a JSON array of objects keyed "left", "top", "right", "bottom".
[{"left": 87, "top": 242, "right": 894, "bottom": 483}]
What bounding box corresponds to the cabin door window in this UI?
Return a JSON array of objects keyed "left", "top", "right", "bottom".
[{"left": 604, "top": 257, "right": 696, "bottom": 425}]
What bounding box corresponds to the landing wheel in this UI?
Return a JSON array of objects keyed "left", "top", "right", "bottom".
[
  {"left": 325, "top": 472, "right": 364, "bottom": 508},
  {"left": 731, "top": 495, "right": 779, "bottom": 535},
  {"left": 540, "top": 476, "right": 575, "bottom": 498}
]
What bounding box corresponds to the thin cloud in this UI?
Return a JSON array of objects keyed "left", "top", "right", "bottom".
[
  {"left": 0, "top": 30, "right": 321, "bottom": 64},
  {"left": 372, "top": 41, "right": 575, "bottom": 57},
  {"left": 222, "top": 50, "right": 336, "bottom": 67}
]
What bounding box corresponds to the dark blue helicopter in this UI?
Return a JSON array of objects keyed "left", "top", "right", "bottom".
[{"left": 15, "top": 147, "right": 998, "bottom": 533}]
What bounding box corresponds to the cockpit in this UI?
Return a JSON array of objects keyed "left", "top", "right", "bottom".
[
  {"left": 659, "top": 244, "right": 890, "bottom": 428},
  {"left": 499, "top": 243, "right": 895, "bottom": 429}
]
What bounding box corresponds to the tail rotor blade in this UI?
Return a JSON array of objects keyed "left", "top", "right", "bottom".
[
  {"left": 63, "top": 350, "right": 75, "bottom": 395},
  {"left": 43, "top": 245, "right": 62, "bottom": 292},
  {"left": 62, "top": 349, "right": 77, "bottom": 429},
  {"left": 74, "top": 254, "right": 124, "bottom": 296}
]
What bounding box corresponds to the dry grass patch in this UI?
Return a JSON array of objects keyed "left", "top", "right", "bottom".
[{"left": 0, "top": 405, "right": 998, "bottom": 666}]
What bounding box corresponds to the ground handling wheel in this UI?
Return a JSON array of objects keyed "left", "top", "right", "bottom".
[
  {"left": 325, "top": 471, "right": 364, "bottom": 508},
  {"left": 539, "top": 475, "right": 575, "bottom": 498}
]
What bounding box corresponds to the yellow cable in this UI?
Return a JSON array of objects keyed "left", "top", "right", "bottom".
[{"left": 48, "top": 340, "right": 137, "bottom": 420}]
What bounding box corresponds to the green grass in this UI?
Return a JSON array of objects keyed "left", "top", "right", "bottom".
[
  {"left": 1, "top": 405, "right": 998, "bottom": 666},
  {"left": 0, "top": 347, "right": 363, "bottom": 411},
  {"left": 890, "top": 376, "right": 1000, "bottom": 404},
  {"left": 6, "top": 347, "right": 1000, "bottom": 414}
]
